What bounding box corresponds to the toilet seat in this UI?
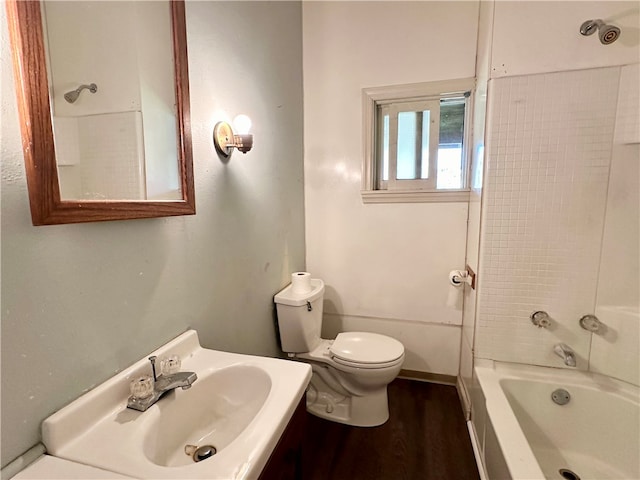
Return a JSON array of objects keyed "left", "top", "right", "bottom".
[
  {"left": 332, "top": 354, "right": 404, "bottom": 370},
  {"left": 297, "top": 334, "right": 405, "bottom": 370},
  {"left": 330, "top": 332, "right": 404, "bottom": 369}
]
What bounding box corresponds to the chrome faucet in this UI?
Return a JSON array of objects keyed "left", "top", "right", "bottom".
[
  {"left": 553, "top": 343, "right": 576, "bottom": 367},
  {"left": 127, "top": 356, "right": 197, "bottom": 412}
]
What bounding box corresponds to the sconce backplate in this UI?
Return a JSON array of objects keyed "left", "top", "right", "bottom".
[{"left": 213, "top": 121, "right": 234, "bottom": 157}]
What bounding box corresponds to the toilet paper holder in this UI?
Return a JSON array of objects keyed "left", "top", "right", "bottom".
[{"left": 449, "top": 266, "right": 476, "bottom": 290}]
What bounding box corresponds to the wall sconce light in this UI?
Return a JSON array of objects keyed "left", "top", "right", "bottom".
[{"left": 213, "top": 115, "right": 253, "bottom": 158}]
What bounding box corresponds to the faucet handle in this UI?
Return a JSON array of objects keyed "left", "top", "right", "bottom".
[
  {"left": 130, "top": 375, "right": 154, "bottom": 400},
  {"left": 160, "top": 355, "right": 181, "bottom": 375},
  {"left": 530, "top": 311, "right": 552, "bottom": 328},
  {"left": 579, "top": 314, "right": 604, "bottom": 334}
]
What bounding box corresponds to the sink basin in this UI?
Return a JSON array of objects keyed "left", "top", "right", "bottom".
[
  {"left": 42, "top": 330, "right": 311, "bottom": 479},
  {"left": 144, "top": 364, "right": 271, "bottom": 467}
]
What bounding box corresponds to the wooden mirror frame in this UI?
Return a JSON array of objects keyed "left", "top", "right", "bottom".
[{"left": 6, "top": 0, "right": 195, "bottom": 225}]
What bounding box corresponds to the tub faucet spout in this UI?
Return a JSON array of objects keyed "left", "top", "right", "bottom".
[{"left": 553, "top": 343, "right": 576, "bottom": 367}]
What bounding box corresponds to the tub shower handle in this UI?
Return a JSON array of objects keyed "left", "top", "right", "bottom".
[
  {"left": 579, "top": 314, "right": 604, "bottom": 334},
  {"left": 530, "top": 311, "right": 551, "bottom": 328}
]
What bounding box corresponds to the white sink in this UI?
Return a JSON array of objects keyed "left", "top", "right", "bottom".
[
  {"left": 42, "top": 330, "right": 311, "bottom": 479},
  {"left": 144, "top": 364, "right": 271, "bottom": 467}
]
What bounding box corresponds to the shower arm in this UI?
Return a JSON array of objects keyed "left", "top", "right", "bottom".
[{"left": 75, "top": 83, "right": 97, "bottom": 94}]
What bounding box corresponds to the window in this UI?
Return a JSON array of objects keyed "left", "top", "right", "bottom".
[{"left": 362, "top": 78, "right": 474, "bottom": 203}]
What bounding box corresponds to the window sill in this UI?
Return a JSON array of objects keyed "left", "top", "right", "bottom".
[{"left": 361, "top": 189, "right": 470, "bottom": 204}]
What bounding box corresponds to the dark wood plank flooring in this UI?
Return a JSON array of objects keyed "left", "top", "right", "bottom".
[{"left": 302, "top": 378, "right": 480, "bottom": 480}]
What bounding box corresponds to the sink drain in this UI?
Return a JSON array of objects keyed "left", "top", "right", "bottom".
[
  {"left": 185, "top": 444, "right": 217, "bottom": 462},
  {"left": 559, "top": 468, "right": 581, "bottom": 480}
]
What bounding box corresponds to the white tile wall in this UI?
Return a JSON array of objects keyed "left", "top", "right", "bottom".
[
  {"left": 476, "top": 67, "right": 620, "bottom": 368},
  {"left": 77, "top": 111, "right": 145, "bottom": 199},
  {"left": 51, "top": 113, "right": 145, "bottom": 200},
  {"left": 595, "top": 143, "right": 640, "bottom": 311},
  {"left": 53, "top": 116, "right": 83, "bottom": 198},
  {"left": 52, "top": 117, "right": 81, "bottom": 166},
  {"left": 590, "top": 306, "right": 640, "bottom": 386},
  {"left": 590, "top": 63, "right": 640, "bottom": 386},
  {"left": 614, "top": 63, "right": 640, "bottom": 145}
]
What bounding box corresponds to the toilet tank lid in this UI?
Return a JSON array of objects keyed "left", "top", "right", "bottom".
[
  {"left": 330, "top": 332, "right": 404, "bottom": 364},
  {"left": 274, "top": 279, "right": 325, "bottom": 306}
]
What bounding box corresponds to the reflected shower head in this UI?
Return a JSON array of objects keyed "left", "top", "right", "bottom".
[
  {"left": 580, "top": 19, "right": 620, "bottom": 45},
  {"left": 63, "top": 83, "right": 98, "bottom": 104}
]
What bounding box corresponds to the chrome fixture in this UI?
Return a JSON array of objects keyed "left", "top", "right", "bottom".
[
  {"left": 559, "top": 468, "right": 581, "bottom": 480},
  {"left": 530, "top": 311, "right": 552, "bottom": 328},
  {"left": 551, "top": 388, "right": 571, "bottom": 406},
  {"left": 553, "top": 343, "right": 576, "bottom": 367},
  {"left": 127, "top": 356, "right": 197, "bottom": 412},
  {"left": 213, "top": 115, "right": 253, "bottom": 158},
  {"left": 580, "top": 19, "right": 620, "bottom": 45},
  {"left": 63, "top": 83, "right": 98, "bottom": 104},
  {"left": 579, "top": 314, "right": 604, "bottom": 334},
  {"left": 185, "top": 444, "right": 217, "bottom": 463}
]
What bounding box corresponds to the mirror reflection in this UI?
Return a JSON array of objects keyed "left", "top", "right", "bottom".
[{"left": 42, "top": 1, "right": 181, "bottom": 201}]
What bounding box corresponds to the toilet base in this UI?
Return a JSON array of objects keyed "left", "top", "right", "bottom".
[{"left": 305, "top": 370, "right": 390, "bottom": 427}]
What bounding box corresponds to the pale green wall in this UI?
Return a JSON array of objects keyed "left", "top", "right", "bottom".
[{"left": 0, "top": 1, "right": 304, "bottom": 467}]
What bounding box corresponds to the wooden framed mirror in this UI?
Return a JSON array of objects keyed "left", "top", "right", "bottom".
[{"left": 5, "top": 0, "right": 195, "bottom": 225}]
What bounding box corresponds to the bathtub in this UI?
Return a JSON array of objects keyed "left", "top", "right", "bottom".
[{"left": 472, "top": 361, "right": 639, "bottom": 480}]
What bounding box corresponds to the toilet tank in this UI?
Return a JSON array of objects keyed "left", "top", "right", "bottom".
[{"left": 274, "top": 279, "right": 324, "bottom": 353}]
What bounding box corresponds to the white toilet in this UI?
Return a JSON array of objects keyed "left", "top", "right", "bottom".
[{"left": 274, "top": 278, "right": 404, "bottom": 427}]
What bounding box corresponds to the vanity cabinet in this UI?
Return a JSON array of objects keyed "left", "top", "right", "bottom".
[{"left": 259, "top": 395, "right": 306, "bottom": 480}]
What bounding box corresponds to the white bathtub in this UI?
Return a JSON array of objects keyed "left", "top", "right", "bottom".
[{"left": 473, "top": 362, "right": 639, "bottom": 480}]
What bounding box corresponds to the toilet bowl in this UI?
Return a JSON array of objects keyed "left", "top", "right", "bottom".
[{"left": 274, "top": 278, "right": 404, "bottom": 427}]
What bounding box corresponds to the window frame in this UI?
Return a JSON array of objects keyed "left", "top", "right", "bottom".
[
  {"left": 362, "top": 78, "right": 475, "bottom": 204},
  {"left": 378, "top": 98, "right": 441, "bottom": 191}
]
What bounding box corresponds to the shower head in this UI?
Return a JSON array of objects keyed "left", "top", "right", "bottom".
[
  {"left": 63, "top": 83, "right": 98, "bottom": 104},
  {"left": 63, "top": 90, "right": 81, "bottom": 104},
  {"left": 580, "top": 19, "right": 620, "bottom": 45}
]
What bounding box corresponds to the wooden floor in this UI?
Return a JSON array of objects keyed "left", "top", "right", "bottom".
[{"left": 302, "top": 378, "right": 480, "bottom": 480}]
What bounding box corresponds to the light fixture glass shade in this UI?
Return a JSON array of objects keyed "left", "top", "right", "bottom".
[{"left": 233, "top": 114, "right": 252, "bottom": 134}]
